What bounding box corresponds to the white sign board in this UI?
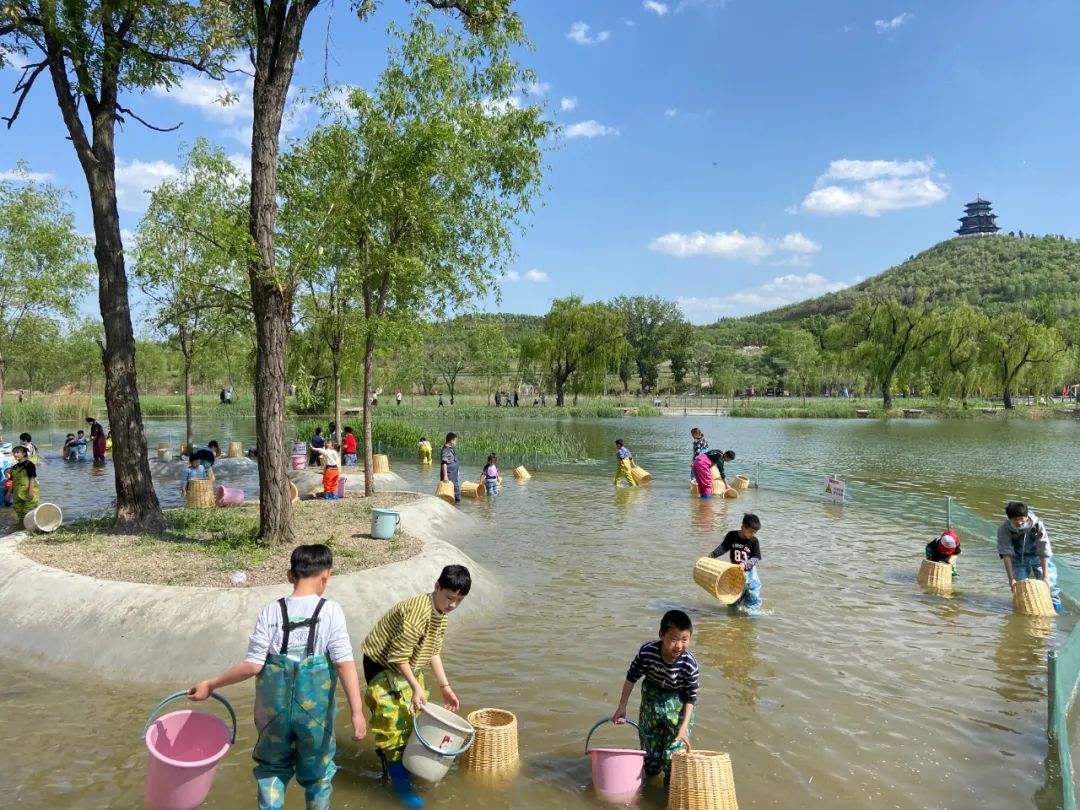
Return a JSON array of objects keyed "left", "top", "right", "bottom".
[{"left": 824, "top": 477, "right": 845, "bottom": 504}]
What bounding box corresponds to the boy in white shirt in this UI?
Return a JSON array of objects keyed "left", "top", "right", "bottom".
[{"left": 188, "top": 544, "right": 366, "bottom": 809}]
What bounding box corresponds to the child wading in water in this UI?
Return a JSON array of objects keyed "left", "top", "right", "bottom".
[
  {"left": 417, "top": 437, "right": 432, "bottom": 464},
  {"left": 10, "top": 444, "right": 38, "bottom": 525},
  {"left": 480, "top": 454, "right": 499, "bottom": 496},
  {"left": 925, "top": 528, "right": 961, "bottom": 579},
  {"left": 998, "top": 501, "right": 1061, "bottom": 612},
  {"left": 614, "top": 439, "right": 637, "bottom": 488},
  {"left": 361, "top": 565, "right": 471, "bottom": 808},
  {"left": 705, "top": 449, "right": 736, "bottom": 490},
  {"left": 187, "top": 544, "right": 366, "bottom": 809},
  {"left": 181, "top": 456, "right": 208, "bottom": 496},
  {"left": 689, "top": 427, "right": 709, "bottom": 481},
  {"left": 311, "top": 441, "right": 340, "bottom": 499},
  {"left": 710, "top": 513, "right": 763, "bottom": 610},
  {"left": 613, "top": 610, "right": 698, "bottom": 787}
]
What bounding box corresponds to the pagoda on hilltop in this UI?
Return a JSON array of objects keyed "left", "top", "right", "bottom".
[{"left": 955, "top": 195, "right": 1000, "bottom": 237}]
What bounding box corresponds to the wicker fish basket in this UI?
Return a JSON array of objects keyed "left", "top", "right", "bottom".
[
  {"left": 1013, "top": 578, "right": 1056, "bottom": 617},
  {"left": 460, "top": 480, "right": 483, "bottom": 498},
  {"left": 668, "top": 750, "right": 738, "bottom": 810},
  {"left": 372, "top": 454, "right": 390, "bottom": 474},
  {"left": 157, "top": 448, "right": 171, "bottom": 461},
  {"left": 733, "top": 475, "right": 750, "bottom": 491},
  {"left": 157, "top": 442, "right": 170, "bottom": 452},
  {"left": 185, "top": 478, "right": 216, "bottom": 509},
  {"left": 723, "top": 487, "right": 739, "bottom": 499},
  {"left": 917, "top": 559, "right": 953, "bottom": 593},
  {"left": 711, "top": 465, "right": 721, "bottom": 482},
  {"left": 226, "top": 440, "right": 243, "bottom": 458},
  {"left": 289, "top": 480, "right": 299, "bottom": 504},
  {"left": 631, "top": 465, "right": 652, "bottom": 484},
  {"left": 693, "top": 558, "right": 746, "bottom": 605},
  {"left": 513, "top": 465, "right": 531, "bottom": 480},
  {"left": 436, "top": 480, "right": 456, "bottom": 505},
  {"left": 690, "top": 481, "right": 699, "bottom": 496},
  {"left": 460, "top": 708, "right": 519, "bottom": 772}
]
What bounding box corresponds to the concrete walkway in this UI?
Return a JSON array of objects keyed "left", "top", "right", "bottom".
[{"left": 0, "top": 495, "right": 495, "bottom": 682}]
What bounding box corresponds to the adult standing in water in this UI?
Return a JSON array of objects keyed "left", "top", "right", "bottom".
[{"left": 440, "top": 432, "right": 461, "bottom": 504}]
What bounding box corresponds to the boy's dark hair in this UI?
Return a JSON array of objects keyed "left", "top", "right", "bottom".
[
  {"left": 446, "top": 432, "right": 457, "bottom": 443},
  {"left": 724, "top": 450, "right": 736, "bottom": 460},
  {"left": 85, "top": 417, "right": 96, "bottom": 425},
  {"left": 19, "top": 432, "right": 31, "bottom": 442},
  {"left": 742, "top": 513, "right": 761, "bottom": 530},
  {"left": 419, "top": 436, "right": 428, "bottom": 442},
  {"left": 615, "top": 438, "right": 624, "bottom": 446},
  {"left": 12, "top": 444, "right": 26, "bottom": 456},
  {"left": 1005, "top": 501, "right": 1029, "bottom": 519},
  {"left": 437, "top": 564, "right": 472, "bottom": 596},
  {"left": 344, "top": 426, "right": 354, "bottom": 435},
  {"left": 660, "top": 609, "right": 693, "bottom": 635},
  {"left": 314, "top": 427, "right": 323, "bottom": 435},
  {"left": 208, "top": 440, "right": 220, "bottom": 451},
  {"left": 290, "top": 544, "right": 334, "bottom": 578},
  {"left": 77, "top": 429, "right": 85, "bottom": 435}
]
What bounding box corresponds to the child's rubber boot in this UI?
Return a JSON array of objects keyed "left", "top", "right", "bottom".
[{"left": 387, "top": 761, "right": 424, "bottom": 809}]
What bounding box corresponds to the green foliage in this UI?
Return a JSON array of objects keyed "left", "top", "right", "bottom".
[
  {"left": 371, "top": 415, "right": 586, "bottom": 462},
  {"left": 610, "top": 295, "right": 688, "bottom": 393}
]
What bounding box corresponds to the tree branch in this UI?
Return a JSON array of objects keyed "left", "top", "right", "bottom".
[
  {"left": 2, "top": 60, "right": 47, "bottom": 129},
  {"left": 116, "top": 104, "right": 183, "bottom": 132}
]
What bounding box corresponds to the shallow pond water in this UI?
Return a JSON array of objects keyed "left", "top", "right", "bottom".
[{"left": 4, "top": 414, "right": 1078, "bottom": 808}]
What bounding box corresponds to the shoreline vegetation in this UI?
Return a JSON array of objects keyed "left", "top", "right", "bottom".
[{"left": 18, "top": 493, "right": 421, "bottom": 587}]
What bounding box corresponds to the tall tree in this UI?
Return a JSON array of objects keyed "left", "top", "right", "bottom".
[
  {"left": 0, "top": 168, "right": 93, "bottom": 403},
  {"left": 611, "top": 295, "right": 687, "bottom": 393},
  {"left": 983, "top": 309, "right": 1068, "bottom": 408},
  {"left": 284, "top": 13, "right": 548, "bottom": 495},
  {"left": 134, "top": 140, "right": 250, "bottom": 453},
  {"left": 846, "top": 296, "right": 942, "bottom": 410},
  {"left": 931, "top": 303, "right": 990, "bottom": 404},
  {"left": 1, "top": 1, "right": 238, "bottom": 529},
  {"left": 523, "top": 296, "right": 626, "bottom": 406},
  {"left": 470, "top": 321, "right": 512, "bottom": 403},
  {"left": 770, "top": 328, "right": 821, "bottom": 403},
  {"left": 427, "top": 325, "right": 469, "bottom": 406}
]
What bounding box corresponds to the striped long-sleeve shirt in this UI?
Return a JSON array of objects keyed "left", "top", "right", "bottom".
[
  {"left": 362, "top": 593, "right": 448, "bottom": 671},
  {"left": 626, "top": 640, "right": 700, "bottom": 705}
]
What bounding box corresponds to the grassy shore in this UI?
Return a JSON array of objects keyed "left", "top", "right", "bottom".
[
  {"left": 724, "top": 397, "right": 1080, "bottom": 419},
  {"left": 19, "top": 494, "right": 420, "bottom": 587}
]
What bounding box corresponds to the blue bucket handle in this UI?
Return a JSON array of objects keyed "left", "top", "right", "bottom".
[
  {"left": 143, "top": 691, "right": 238, "bottom": 745},
  {"left": 410, "top": 706, "right": 475, "bottom": 757},
  {"left": 585, "top": 717, "right": 645, "bottom": 754}
]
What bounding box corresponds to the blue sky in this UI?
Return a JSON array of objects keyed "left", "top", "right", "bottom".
[{"left": 3, "top": 0, "right": 1080, "bottom": 324}]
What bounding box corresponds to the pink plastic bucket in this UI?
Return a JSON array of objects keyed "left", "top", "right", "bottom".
[
  {"left": 337, "top": 477, "right": 346, "bottom": 499},
  {"left": 144, "top": 692, "right": 236, "bottom": 810},
  {"left": 291, "top": 454, "right": 306, "bottom": 470},
  {"left": 215, "top": 485, "right": 244, "bottom": 506},
  {"left": 585, "top": 719, "right": 646, "bottom": 804}
]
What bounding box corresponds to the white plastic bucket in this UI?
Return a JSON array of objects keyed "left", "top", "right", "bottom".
[
  {"left": 402, "top": 703, "right": 475, "bottom": 782},
  {"left": 158, "top": 448, "right": 171, "bottom": 461},
  {"left": 24, "top": 503, "right": 62, "bottom": 533}
]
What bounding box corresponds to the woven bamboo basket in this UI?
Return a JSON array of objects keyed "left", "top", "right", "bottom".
[
  {"left": 917, "top": 559, "right": 953, "bottom": 593},
  {"left": 631, "top": 465, "right": 652, "bottom": 484},
  {"left": 668, "top": 750, "right": 738, "bottom": 810},
  {"left": 185, "top": 479, "right": 216, "bottom": 509},
  {"left": 711, "top": 465, "right": 721, "bottom": 482},
  {"left": 1013, "top": 578, "right": 1056, "bottom": 617},
  {"left": 723, "top": 487, "right": 739, "bottom": 499},
  {"left": 460, "top": 480, "right": 483, "bottom": 498},
  {"left": 289, "top": 480, "right": 299, "bottom": 504},
  {"left": 436, "top": 480, "right": 456, "bottom": 505},
  {"left": 460, "top": 708, "right": 519, "bottom": 772},
  {"left": 733, "top": 475, "right": 750, "bottom": 491},
  {"left": 227, "top": 440, "right": 243, "bottom": 458},
  {"left": 157, "top": 442, "right": 170, "bottom": 452},
  {"left": 513, "top": 465, "right": 531, "bottom": 480},
  {"left": 690, "top": 481, "right": 699, "bottom": 496},
  {"left": 372, "top": 454, "right": 390, "bottom": 474},
  {"left": 157, "top": 448, "right": 170, "bottom": 461},
  {"left": 693, "top": 557, "right": 746, "bottom": 605}
]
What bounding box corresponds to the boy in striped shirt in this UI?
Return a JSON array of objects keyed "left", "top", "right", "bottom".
[
  {"left": 613, "top": 610, "right": 699, "bottom": 785},
  {"left": 361, "top": 565, "right": 471, "bottom": 808}
]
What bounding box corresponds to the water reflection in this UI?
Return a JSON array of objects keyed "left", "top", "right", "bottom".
[
  {"left": 694, "top": 616, "right": 759, "bottom": 706},
  {"left": 994, "top": 614, "right": 1054, "bottom": 704}
]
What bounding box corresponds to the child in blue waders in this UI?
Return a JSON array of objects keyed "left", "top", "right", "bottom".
[
  {"left": 188, "top": 544, "right": 367, "bottom": 809},
  {"left": 998, "top": 501, "right": 1062, "bottom": 612},
  {"left": 361, "top": 565, "right": 471, "bottom": 808},
  {"left": 612, "top": 610, "right": 698, "bottom": 787},
  {"left": 709, "top": 513, "right": 763, "bottom": 610}
]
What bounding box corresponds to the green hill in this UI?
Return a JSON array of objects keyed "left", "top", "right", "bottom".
[{"left": 753, "top": 234, "right": 1080, "bottom": 322}]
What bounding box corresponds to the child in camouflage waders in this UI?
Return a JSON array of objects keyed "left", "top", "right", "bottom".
[
  {"left": 612, "top": 610, "right": 698, "bottom": 787},
  {"left": 188, "top": 544, "right": 366, "bottom": 809},
  {"left": 10, "top": 444, "right": 38, "bottom": 526}
]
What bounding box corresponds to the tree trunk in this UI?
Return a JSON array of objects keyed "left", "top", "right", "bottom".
[
  {"left": 0, "top": 355, "right": 6, "bottom": 412},
  {"left": 88, "top": 158, "right": 164, "bottom": 529},
  {"left": 1003, "top": 387, "right": 1014, "bottom": 409},
  {"left": 363, "top": 330, "right": 376, "bottom": 496},
  {"left": 246, "top": 0, "right": 317, "bottom": 545},
  {"left": 183, "top": 356, "right": 194, "bottom": 457},
  {"left": 332, "top": 348, "right": 342, "bottom": 457},
  {"left": 556, "top": 379, "right": 566, "bottom": 406}
]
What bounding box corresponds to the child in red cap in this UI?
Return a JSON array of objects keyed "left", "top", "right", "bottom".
[{"left": 925, "top": 529, "right": 961, "bottom": 579}]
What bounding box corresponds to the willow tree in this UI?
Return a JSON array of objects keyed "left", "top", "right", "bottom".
[
  {"left": 283, "top": 13, "right": 549, "bottom": 495},
  {"left": 134, "top": 140, "right": 250, "bottom": 453},
  {"left": 0, "top": 1, "right": 239, "bottom": 528},
  {"left": 983, "top": 308, "right": 1068, "bottom": 409}
]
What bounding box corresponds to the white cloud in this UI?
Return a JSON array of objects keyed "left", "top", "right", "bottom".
[
  {"left": 800, "top": 158, "right": 947, "bottom": 216},
  {"left": 560, "top": 96, "right": 578, "bottom": 112},
  {"left": 567, "top": 22, "right": 611, "bottom": 46},
  {"left": 874, "top": 13, "right": 910, "bottom": 32},
  {"left": 501, "top": 270, "right": 520, "bottom": 282},
  {"left": 523, "top": 81, "right": 551, "bottom": 97},
  {"left": 0, "top": 167, "right": 54, "bottom": 183},
  {"left": 643, "top": 1, "right": 670, "bottom": 15},
  {"left": 524, "top": 269, "right": 549, "bottom": 282},
  {"left": 649, "top": 230, "right": 821, "bottom": 261},
  {"left": 115, "top": 158, "right": 180, "bottom": 212},
  {"left": 150, "top": 71, "right": 251, "bottom": 124},
  {"left": 563, "top": 120, "right": 620, "bottom": 139},
  {"left": 664, "top": 108, "right": 678, "bottom": 119},
  {"left": 676, "top": 273, "right": 849, "bottom": 322},
  {"left": 482, "top": 95, "right": 523, "bottom": 116}
]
